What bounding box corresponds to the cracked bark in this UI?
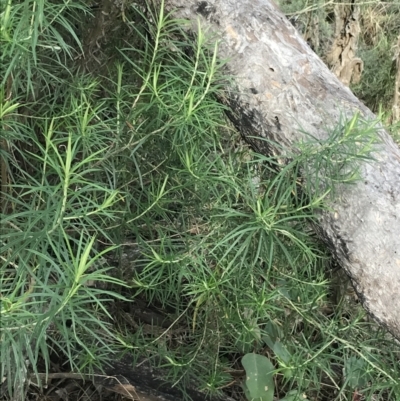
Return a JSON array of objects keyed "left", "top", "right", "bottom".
[{"left": 325, "top": 1, "right": 363, "bottom": 86}]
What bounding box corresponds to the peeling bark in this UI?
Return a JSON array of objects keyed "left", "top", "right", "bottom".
[
  {"left": 304, "top": 14, "right": 320, "bottom": 53},
  {"left": 325, "top": 2, "right": 363, "bottom": 85},
  {"left": 151, "top": 0, "right": 400, "bottom": 340}
]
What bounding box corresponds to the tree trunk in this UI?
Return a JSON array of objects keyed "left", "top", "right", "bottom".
[
  {"left": 392, "top": 35, "right": 400, "bottom": 124},
  {"left": 155, "top": 0, "right": 400, "bottom": 340},
  {"left": 325, "top": 2, "right": 363, "bottom": 86}
]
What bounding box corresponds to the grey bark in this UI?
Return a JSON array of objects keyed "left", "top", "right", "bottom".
[{"left": 155, "top": 0, "right": 400, "bottom": 339}]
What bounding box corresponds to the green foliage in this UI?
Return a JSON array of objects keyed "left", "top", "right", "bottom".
[
  {"left": 242, "top": 353, "right": 275, "bottom": 401},
  {"left": 1, "top": 1, "right": 400, "bottom": 401},
  {"left": 352, "top": 37, "right": 396, "bottom": 111},
  {"left": 344, "top": 356, "right": 373, "bottom": 389}
]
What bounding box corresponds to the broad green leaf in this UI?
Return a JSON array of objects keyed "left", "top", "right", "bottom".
[
  {"left": 344, "top": 356, "right": 371, "bottom": 388},
  {"left": 263, "top": 322, "right": 292, "bottom": 377},
  {"left": 272, "top": 341, "right": 291, "bottom": 364},
  {"left": 242, "top": 353, "right": 275, "bottom": 401}
]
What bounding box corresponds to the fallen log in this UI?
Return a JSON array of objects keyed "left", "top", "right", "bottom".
[{"left": 155, "top": 0, "right": 400, "bottom": 339}]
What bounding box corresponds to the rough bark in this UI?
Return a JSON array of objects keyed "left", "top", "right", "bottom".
[
  {"left": 392, "top": 35, "right": 400, "bottom": 124},
  {"left": 325, "top": 2, "right": 363, "bottom": 86},
  {"left": 153, "top": 0, "right": 400, "bottom": 339}
]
